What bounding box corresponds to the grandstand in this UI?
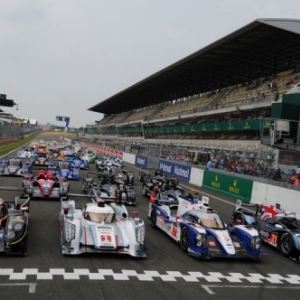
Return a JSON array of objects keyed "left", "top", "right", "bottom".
[{"left": 87, "top": 18, "right": 300, "bottom": 171}]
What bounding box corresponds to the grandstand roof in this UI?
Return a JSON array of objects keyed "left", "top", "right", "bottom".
[{"left": 89, "top": 18, "right": 300, "bottom": 115}]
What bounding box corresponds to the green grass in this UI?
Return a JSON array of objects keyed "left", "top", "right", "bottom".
[{"left": 0, "top": 134, "right": 40, "bottom": 157}]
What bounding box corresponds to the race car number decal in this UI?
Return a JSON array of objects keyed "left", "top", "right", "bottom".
[
  {"left": 101, "top": 235, "right": 112, "bottom": 242},
  {"left": 99, "top": 234, "right": 115, "bottom": 247},
  {"left": 266, "top": 232, "right": 278, "bottom": 246}
]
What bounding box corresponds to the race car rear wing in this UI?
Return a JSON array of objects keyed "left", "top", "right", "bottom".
[
  {"left": 236, "top": 199, "right": 262, "bottom": 216},
  {"left": 63, "top": 192, "right": 121, "bottom": 204}
]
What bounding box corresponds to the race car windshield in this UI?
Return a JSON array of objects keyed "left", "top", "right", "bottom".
[
  {"left": 87, "top": 212, "right": 115, "bottom": 223},
  {"left": 195, "top": 211, "right": 225, "bottom": 229},
  {"left": 9, "top": 159, "right": 21, "bottom": 167},
  {"left": 59, "top": 162, "right": 70, "bottom": 169}
]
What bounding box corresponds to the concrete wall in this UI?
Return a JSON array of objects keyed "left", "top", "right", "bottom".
[
  {"left": 251, "top": 181, "right": 300, "bottom": 219},
  {"left": 190, "top": 167, "right": 204, "bottom": 187}
]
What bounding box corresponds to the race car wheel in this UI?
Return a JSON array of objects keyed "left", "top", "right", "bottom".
[
  {"left": 280, "top": 233, "right": 295, "bottom": 256},
  {"left": 82, "top": 182, "right": 87, "bottom": 193},
  {"left": 180, "top": 227, "right": 189, "bottom": 252},
  {"left": 142, "top": 185, "right": 148, "bottom": 197},
  {"left": 150, "top": 209, "right": 157, "bottom": 228}
]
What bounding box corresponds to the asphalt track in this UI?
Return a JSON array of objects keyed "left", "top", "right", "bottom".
[{"left": 0, "top": 133, "right": 299, "bottom": 300}]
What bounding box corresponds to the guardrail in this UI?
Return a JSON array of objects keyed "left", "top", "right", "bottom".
[{"left": 0, "top": 137, "right": 17, "bottom": 145}]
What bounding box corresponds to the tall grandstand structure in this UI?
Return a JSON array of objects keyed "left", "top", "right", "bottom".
[{"left": 88, "top": 19, "right": 300, "bottom": 169}]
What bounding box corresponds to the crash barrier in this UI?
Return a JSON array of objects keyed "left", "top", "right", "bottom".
[
  {"left": 158, "top": 160, "right": 191, "bottom": 183},
  {"left": 123, "top": 152, "right": 135, "bottom": 165},
  {"left": 81, "top": 142, "right": 300, "bottom": 218},
  {"left": 0, "top": 137, "right": 17, "bottom": 145},
  {"left": 202, "top": 170, "right": 253, "bottom": 203}
]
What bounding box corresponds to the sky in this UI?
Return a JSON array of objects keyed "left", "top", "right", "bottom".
[{"left": 1, "top": 0, "right": 300, "bottom": 128}]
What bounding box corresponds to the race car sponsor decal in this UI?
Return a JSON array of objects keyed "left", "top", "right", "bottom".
[
  {"left": 171, "top": 225, "right": 178, "bottom": 238},
  {"left": 97, "top": 227, "right": 115, "bottom": 247},
  {"left": 233, "top": 242, "right": 241, "bottom": 248}
]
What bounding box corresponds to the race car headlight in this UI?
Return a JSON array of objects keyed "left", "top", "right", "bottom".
[
  {"left": 65, "top": 221, "right": 75, "bottom": 242},
  {"left": 195, "top": 233, "right": 206, "bottom": 247},
  {"left": 136, "top": 225, "right": 145, "bottom": 244},
  {"left": 15, "top": 223, "right": 23, "bottom": 231},
  {"left": 250, "top": 236, "right": 261, "bottom": 250},
  {"left": 7, "top": 221, "right": 25, "bottom": 242}
]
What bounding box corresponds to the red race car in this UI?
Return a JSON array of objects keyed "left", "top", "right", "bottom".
[{"left": 22, "top": 169, "right": 70, "bottom": 199}]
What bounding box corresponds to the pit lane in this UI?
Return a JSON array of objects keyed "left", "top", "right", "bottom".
[{"left": 0, "top": 133, "right": 299, "bottom": 300}]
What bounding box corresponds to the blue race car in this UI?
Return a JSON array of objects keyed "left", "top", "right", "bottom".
[
  {"left": 52, "top": 161, "right": 80, "bottom": 180},
  {"left": 148, "top": 194, "right": 262, "bottom": 260},
  {"left": 65, "top": 155, "right": 89, "bottom": 170},
  {"left": 0, "top": 157, "right": 32, "bottom": 176}
]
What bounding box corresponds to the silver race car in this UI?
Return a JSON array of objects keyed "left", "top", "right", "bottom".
[{"left": 60, "top": 192, "right": 146, "bottom": 257}]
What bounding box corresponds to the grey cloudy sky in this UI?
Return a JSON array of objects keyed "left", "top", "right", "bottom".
[{"left": 1, "top": 0, "right": 299, "bottom": 128}]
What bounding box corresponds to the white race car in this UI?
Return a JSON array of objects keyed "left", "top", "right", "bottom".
[
  {"left": 17, "top": 147, "right": 35, "bottom": 158},
  {"left": 60, "top": 193, "right": 146, "bottom": 257}
]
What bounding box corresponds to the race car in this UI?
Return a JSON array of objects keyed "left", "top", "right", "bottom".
[
  {"left": 17, "top": 147, "right": 35, "bottom": 158},
  {"left": 38, "top": 139, "right": 47, "bottom": 148},
  {"left": 231, "top": 200, "right": 300, "bottom": 262},
  {"left": 60, "top": 193, "right": 146, "bottom": 257},
  {"left": 81, "top": 148, "right": 97, "bottom": 163},
  {"left": 109, "top": 167, "right": 134, "bottom": 186},
  {"left": 138, "top": 168, "right": 163, "bottom": 182},
  {"left": 0, "top": 157, "right": 32, "bottom": 176},
  {"left": 65, "top": 154, "right": 89, "bottom": 170},
  {"left": 0, "top": 192, "right": 30, "bottom": 255},
  {"left": 51, "top": 161, "right": 80, "bottom": 181},
  {"left": 148, "top": 194, "right": 262, "bottom": 260},
  {"left": 22, "top": 169, "right": 70, "bottom": 199},
  {"left": 33, "top": 152, "right": 49, "bottom": 166},
  {"left": 82, "top": 173, "right": 136, "bottom": 206}
]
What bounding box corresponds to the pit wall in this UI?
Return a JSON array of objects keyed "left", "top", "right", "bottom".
[{"left": 84, "top": 144, "right": 300, "bottom": 218}]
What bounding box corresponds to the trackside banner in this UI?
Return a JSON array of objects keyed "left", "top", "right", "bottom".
[
  {"left": 202, "top": 170, "right": 253, "bottom": 203},
  {"left": 159, "top": 160, "right": 191, "bottom": 182},
  {"left": 135, "top": 155, "right": 147, "bottom": 168}
]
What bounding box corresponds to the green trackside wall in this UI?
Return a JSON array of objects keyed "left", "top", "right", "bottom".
[{"left": 202, "top": 170, "right": 253, "bottom": 203}]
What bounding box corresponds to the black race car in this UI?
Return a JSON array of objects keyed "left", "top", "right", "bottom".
[
  {"left": 231, "top": 200, "right": 300, "bottom": 262},
  {"left": 0, "top": 192, "right": 30, "bottom": 255},
  {"left": 82, "top": 173, "right": 136, "bottom": 206}
]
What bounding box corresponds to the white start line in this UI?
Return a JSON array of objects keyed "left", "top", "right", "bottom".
[{"left": 0, "top": 269, "right": 300, "bottom": 284}]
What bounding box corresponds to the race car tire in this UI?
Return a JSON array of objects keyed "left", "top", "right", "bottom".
[
  {"left": 280, "top": 233, "right": 295, "bottom": 256},
  {"left": 142, "top": 185, "right": 148, "bottom": 197},
  {"left": 150, "top": 209, "right": 157, "bottom": 228},
  {"left": 11, "top": 236, "right": 27, "bottom": 256},
  {"left": 82, "top": 182, "right": 87, "bottom": 194},
  {"left": 180, "top": 227, "right": 189, "bottom": 253}
]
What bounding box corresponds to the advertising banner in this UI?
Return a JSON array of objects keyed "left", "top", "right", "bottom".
[
  {"left": 135, "top": 155, "right": 148, "bottom": 168},
  {"left": 159, "top": 160, "right": 191, "bottom": 182},
  {"left": 202, "top": 170, "right": 253, "bottom": 203}
]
